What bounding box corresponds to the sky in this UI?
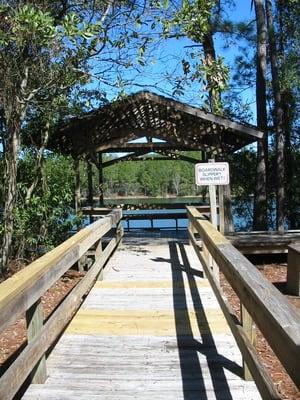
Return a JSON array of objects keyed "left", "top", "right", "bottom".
[{"left": 90, "top": 1, "right": 258, "bottom": 125}]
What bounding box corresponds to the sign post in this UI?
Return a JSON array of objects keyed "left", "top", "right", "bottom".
[
  {"left": 195, "top": 161, "right": 230, "bottom": 187},
  {"left": 195, "top": 161, "right": 230, "bottom": 229},
  {"left": 207, "top": 159, "right": 218, "bottom": 230},
  {"left": 195, "top": 161, "right": 230, "bottom": 281}
]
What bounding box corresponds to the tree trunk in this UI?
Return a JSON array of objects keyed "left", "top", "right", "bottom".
[
  {"left": 202, "top": 32, "right": 234, "bottom": 233},
  {"left": 25, "top": 122, "right": 50, "bottom": 204},
  {"left": 253, "top": 0, "right": 268, "bottom": 230},
  {"left": 265, "top": 0, "right": 285, "bottom": 233},
  {"left": 0, "top": 125, "right": 19, "bottom": 272},
  {"left": 202, "top": 31, "right": 218, "bottom": 112},
  {"left": 277, "top": 3, "right": 295, "bottom": 228},
  {"left": 283, "top": 90, "right": 296, "bottom": 228}
]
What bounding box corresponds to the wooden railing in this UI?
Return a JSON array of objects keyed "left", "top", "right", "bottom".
[
  {"left": 187, "top": 206, "right": 300, "bottom": 400},
  {"left": 0, "top": 209, "right": 123, "bottom": 400}
]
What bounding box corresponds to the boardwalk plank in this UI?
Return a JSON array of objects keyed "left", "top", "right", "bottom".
[{"left": 22, "top": 232, "right": 261, "bottom": 400}]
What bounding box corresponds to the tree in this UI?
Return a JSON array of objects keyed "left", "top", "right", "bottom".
[
  {"left": 275, "top": 0, "right": 300, "bottom": 228},
  {"left": 253, "top": 0, "right": 268, "bottom": 230},
  {"left": 0, "top": 0, "right": 156, "bottom": 272},
  {"left": 265, "top": 0, "right": 285, "bottom": 232},
  {"left": 0, "top": 2, "right": 101, "bottom": 271},
  {"left": 13, "top": 151, "right": 76, "bottom": 258}
]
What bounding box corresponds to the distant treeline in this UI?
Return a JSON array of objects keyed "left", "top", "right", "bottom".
[
  {"left": 80, "top": 149, "right": 300, "bottom": 230},
  {"left": 1, "top": 147, "right": 299, "bottom": 263}
]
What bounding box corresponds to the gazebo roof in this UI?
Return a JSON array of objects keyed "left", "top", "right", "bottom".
[{"left": 48, "top": 91, "right": 263, "bottom": 157}]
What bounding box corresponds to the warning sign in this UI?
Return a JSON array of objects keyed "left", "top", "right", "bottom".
[{"left": 195, "top": 162, "right": 230, "bottom": 186}]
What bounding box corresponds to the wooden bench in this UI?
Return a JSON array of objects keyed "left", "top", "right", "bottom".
[{"left": 287, "top": 243, "right": 300, "bottom": 296}]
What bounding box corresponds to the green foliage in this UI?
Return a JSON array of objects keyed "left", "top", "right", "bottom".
[
  {"left": 101, "top": 154, "right": 203, "bottom": 198},
  {"left": 194, "top": 55, "right": 229, "bottom": 113},
  {"left": 7, "top": 152, "right": 77, "bottom": 259},
  {"left": 172, "top": 0, "right": 214, "bottom": 42},
  {"left": 159, "top": 0, "right": 229, "bottom": 112}
]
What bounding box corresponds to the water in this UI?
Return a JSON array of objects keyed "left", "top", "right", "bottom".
[
  {"left": 123, "top": 209, "right": 188, "bottom": 230},
  {"left": 83, "top": 197, "right": 254, "bottom": 231}
]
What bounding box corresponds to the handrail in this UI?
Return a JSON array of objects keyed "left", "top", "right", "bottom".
[
  {"left": 187, "top": 206, "right": 300, "bottom": 400},
  {"left": 0, "top": 209, "right": 123, "bottom": 400}
]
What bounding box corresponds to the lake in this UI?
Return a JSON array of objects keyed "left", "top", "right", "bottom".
[{"left": 84, "top": 197, "right": 254, "bottom": 231}]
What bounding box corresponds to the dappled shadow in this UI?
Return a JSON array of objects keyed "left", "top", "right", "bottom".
[
  {"left": 151, "top": 256, "right": 204, "bottom": 279},
  {"left": 152, "top": 240, "right": 242, "bottom": 399},
  {"left": 273, "top": 281, "right": 288, "bottom": 294}
]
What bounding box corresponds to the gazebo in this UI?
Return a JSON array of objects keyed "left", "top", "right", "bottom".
[{"left": 48, "top": 91, "right": 264, "bottom": 231}]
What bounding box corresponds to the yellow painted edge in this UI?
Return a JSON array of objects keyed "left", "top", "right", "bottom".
[
  {"left": 73, "top": 309, "right": 225, "bottom": 318},
  {"left": 94, "top": 280, "right": 210, "bottom": 289},
  {"left": 66, "top": 311, "right": 231, "bottom": 336}
]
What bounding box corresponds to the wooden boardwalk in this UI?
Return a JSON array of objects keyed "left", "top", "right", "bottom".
[{"left": 23, "top": 232, "right": 261, "bottom": 400}]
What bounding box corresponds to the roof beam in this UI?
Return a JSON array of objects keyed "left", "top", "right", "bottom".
[
  {"left": 102, "top": 151, "right": 149, "bottom": 168},
  {"left": 138, "top": 92, "right": 264, "bottom": 139},
  {"left": 102, "top": 142, "right": 206, "bottom": 153},
  {"left": 155, "top": 150, "right": 199, "bottom": 164}
]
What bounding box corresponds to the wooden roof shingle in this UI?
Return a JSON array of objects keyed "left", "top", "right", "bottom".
[{"left": 48, "top": 91, "right": 264, "bottom": 156}]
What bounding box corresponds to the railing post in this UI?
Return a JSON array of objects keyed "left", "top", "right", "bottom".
[
  {"left": 95, "top": 239, "right": 104, "bottom": 281},
  {"left": 26, "top": 300, "right": 47, "bottom": 383},
  {"left": 189, "top": 220, "right": 207, "bottom": 279},
  {"left": 241, "top": 304, "right": 256, "bottom": 380},
  {"left": 287, "top": 244, "right": 300, "bottom": 296},
  {"left": 116, "top": 220, "right": 124, "bottom": 241},
  {"left": 218, "top": 185, "right": 225, "bottom": 235},
  {"left": 188, "top": 220, "right": 195, "bottom": 246},
  {"left": 74, "top": 254, "right": 88, "bottom": 272}
]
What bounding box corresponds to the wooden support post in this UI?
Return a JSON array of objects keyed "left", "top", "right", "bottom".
[
  {"left": 26, "top": 300, "right": 47, "bottom": 383},
  {"left": 74, "top": 157, "right": 81, "bottom": 215},
  {"left": 87, "top": 159, "right": 93, "bottom": 223},
  {"left": 216, "top": 154, "right": 233, "bottom": 234},
  {"left": 188, "top": 220, "right": 206, "bottom": 277},
  {"left": 77, "top": 256, "right": 86, "bottom": 272},
  {"left": 218, "top": 185, "right": 225, "bottom": 235},
  {"left": 241, "top": 304, "right": 256, "bottom": 380},
  {"left": 208, "top": 159, "right": 219, "bottom": 282},
  {"left": 209, "top": 184, "right": 218, "bottom": 228},
  {"left": 98, "top": 152, "right": 104, "bottom": 206},
  {"left": 188, "top": 221, "right": 194, "bottom": 246},
  {"left": 208, "top": 159, "right": 218, "bottom": 229},
  {"left": 224, "top": 183, "right": 234, "bottom": 233},
  {"left": 87, "top": 159, "right": 93, "bottom": 207},
  {"left": 95, "top": 240, "right": 104, "bottom": 281},
  {"left": 287, "top": 244, "right": 300, "bottom": 296},
  {"left": 116, "top": 220, "right": 124, "bottom": 241}
]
